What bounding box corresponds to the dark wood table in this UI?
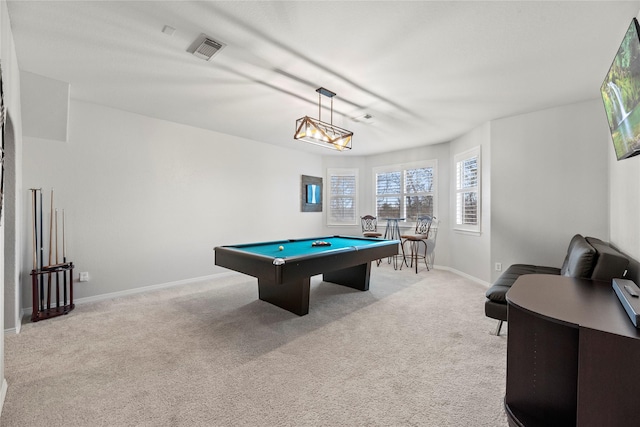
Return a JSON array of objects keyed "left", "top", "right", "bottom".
[
  {"left": 505, "top": 274, "right": 640, "bottom": 426},
  {"left": 214, "top": 236, "right": 398, "bottom": 316}
]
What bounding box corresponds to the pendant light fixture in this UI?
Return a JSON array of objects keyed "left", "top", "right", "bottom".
[{"left": 294, "top": 87, "right": 353, "bottom": 151}]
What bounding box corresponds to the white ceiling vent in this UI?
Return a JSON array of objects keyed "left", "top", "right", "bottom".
[
  {"left": 189, "top": 34, "right": 226, "bottom": 61},
  {"left": 353, "top": 113, "right": 375, "bottom": 124}
]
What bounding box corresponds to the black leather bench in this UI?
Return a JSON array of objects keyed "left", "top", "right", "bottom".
[{"left": 485, "top": 234, "right": 629, "bottom": 335}]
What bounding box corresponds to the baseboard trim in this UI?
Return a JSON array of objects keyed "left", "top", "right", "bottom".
[
  {"left": 16, "top": 311, "right": 23, "bottom": 334},
  {"left": 0, "top": 378, "right": 7, "bottom": 416},
  {"left": 4, "top": 309, "right": 24, "bottom": 335},
  {"left": 19, "top": 271, "right": 238, "bottom": 319},
  {"left": 438, "top": 265, "right": 492, "bottom": 288},
  {"left": 74, "top": 272, "right": 237, "bottom": 305}
]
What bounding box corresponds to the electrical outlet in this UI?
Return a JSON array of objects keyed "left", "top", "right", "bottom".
[
  {"left": 79, "top": 272, "right": 89, "bottom": 282},
  {"left": 495, "top": 263, "right": 502, "bottom": 272}
]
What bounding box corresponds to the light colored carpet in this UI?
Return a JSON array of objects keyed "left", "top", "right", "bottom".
[{"left": 1, "top": 263, "right": 507, "bottom": 426}]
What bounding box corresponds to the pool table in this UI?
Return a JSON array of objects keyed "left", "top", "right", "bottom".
[{"left": 214, "top": 235, "right": 399, "bottom": 315}]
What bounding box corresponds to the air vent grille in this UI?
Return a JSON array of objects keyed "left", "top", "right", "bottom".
[
  {"left": 353, "top": 113, "right": 375, "bottom": 124},
  {"left": 190, "top": 35, "right": 226, "bottom": 61}
]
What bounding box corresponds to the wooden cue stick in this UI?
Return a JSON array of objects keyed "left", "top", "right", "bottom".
[
  {"left": 30, "top": 189, "right": 39, "bottom": 312},
  {"left": 30, "top": 189, "right": 37, "bottom": 270},
  {"left": 47, "top": 188, "right": 54, "bottom": 309},
  {"left": 48, "top": 188, "right": 54, "bottom": 266},
  {"left": 39, "top": 190, "right": 44, "bottom": 311},
  {"left": 55, "top": 208, "right": 60, "bottom": 308},
  {"left": 55, "top": 209, "right": 59, "bottom": 265},
  {"left": 63, "top": 209, "right": 67, "bottom": 307},
  {"left": 62, "top": 209, "right": 66, "bottom": 262}
]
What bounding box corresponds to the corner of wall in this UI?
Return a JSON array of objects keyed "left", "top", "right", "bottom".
[{"left": 0, "top": 378, "right": 7, "bottom": 415}]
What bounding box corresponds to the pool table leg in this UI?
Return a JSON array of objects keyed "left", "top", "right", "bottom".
[
  {"left": 323, "top": 262, "right": 371, "bottom": 291},
  {"left": 257, "top": 278, "right": 310, "bottom": 316}
]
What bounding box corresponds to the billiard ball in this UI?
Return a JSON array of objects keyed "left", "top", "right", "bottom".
[{"left": 278, "top": 245, "right": 284, "bottom": 251}]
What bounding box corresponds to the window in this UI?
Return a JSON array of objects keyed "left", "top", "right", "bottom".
[
  {"left": 327, "top": 168, "right": 358, "bottom": 226},
  {"left": 374, "top": 160, "right": 436, "bottom": 222},
  {"left": 454, "top": 146, "right": 481, "bottom": 233}
]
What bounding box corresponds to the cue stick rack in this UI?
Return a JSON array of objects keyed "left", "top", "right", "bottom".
[{"left": 29, "top": 188, "right": 75, "bottom": 322}]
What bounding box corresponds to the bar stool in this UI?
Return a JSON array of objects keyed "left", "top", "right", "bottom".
[
  {"left": 425, "top": 218, "right": 439, "bottom": 269},
  {"left": 400, "top": 216, "right": 433, "bottom": 273},
  {"left": 383, "top": 217, "right": 407, "bottom": 269},
  {"left": 361, "top": 215, "right": 382, "bottom": 266},
  {"left": 360, "top": 215, "right": 382, "bottom": 238}
]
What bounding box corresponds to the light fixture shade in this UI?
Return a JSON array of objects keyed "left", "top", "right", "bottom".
[{"left": 294, "top": 116, "right": 353, "bottom": 151}]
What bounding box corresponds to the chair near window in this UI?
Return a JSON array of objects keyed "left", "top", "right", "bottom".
[
  {"left": 400, "top": 216, "right": 433, "bottom": 273},
  {"left": 360, "top": 215, "right": 382, "bottom": 238},
  {"left": 424, "top": 218, "right": 439, "bottom": 269},
  {"left": 361, "top": 215, "right": 383, "bottom": 266}
]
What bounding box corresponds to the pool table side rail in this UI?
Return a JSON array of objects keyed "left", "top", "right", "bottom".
[
  {"left": 225, "top": 236, "right": 391, "bottom": 251},
  {"left": 214, "top": 247, "right": 276, "bottom": 282}
]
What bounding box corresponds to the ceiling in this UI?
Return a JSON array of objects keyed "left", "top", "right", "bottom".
[{"left": 6, "top": 1, "right": 640, "bottom": 156}]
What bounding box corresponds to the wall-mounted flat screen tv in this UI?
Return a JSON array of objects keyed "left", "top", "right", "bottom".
[{"left": 601, "top": 18, "right": 640, "bottom": 160}]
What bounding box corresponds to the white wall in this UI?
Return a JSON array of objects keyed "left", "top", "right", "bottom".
[
  {"left": 1, "top": 0, "right": 24, "bottom": 411},
  {"left": 20, "top": 71, "right": 69, "bottom": 142},
  {"left": 449, "top": 123, "right": 491, "bottom": 283},
  {"left": 22, "top": 100, "right": 326, "bottom": 303},
  {"left": 490, "top": 100, "right": 610, "bottom": 282}
]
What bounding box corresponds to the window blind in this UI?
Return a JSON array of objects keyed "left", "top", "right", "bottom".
[
  {"left": 405, "top": 167, "right": 433, "bottom": 193},
  {"left": 454, "top": 148, "right": 480, "bottom": 231},
  {"left": 327, "top": 170, "right": 357, "bottom": 225},
  {"left": 376, "top": 171, "right": 401, "bottom": 218},
  {"left": 375, "top": 163, "right": 436, "bottom": 221},
  {"left": 458, "top": 157, "right": 478, "bottom": 189},
  {"left": 376, "top": 171, "right": 401, "bottom": 195}
]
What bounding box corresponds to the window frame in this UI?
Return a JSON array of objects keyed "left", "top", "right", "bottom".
[
  {"left": 453, "top": 146, "right": 481, "bottom": 235},
  {"left": 372, "top": 159, "right": 437, "bottom": 224},
  {"left": 326, "top": 168, "right": 359, "bottom": 226}
]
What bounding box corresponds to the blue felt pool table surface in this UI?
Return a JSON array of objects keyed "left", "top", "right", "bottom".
[{"left": 226, "top": 236, "right": 387, "bottom": 259}]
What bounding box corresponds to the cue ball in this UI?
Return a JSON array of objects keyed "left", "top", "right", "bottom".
[{"left": 278, "top": 245, "right": 284, "bottom": 251}]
